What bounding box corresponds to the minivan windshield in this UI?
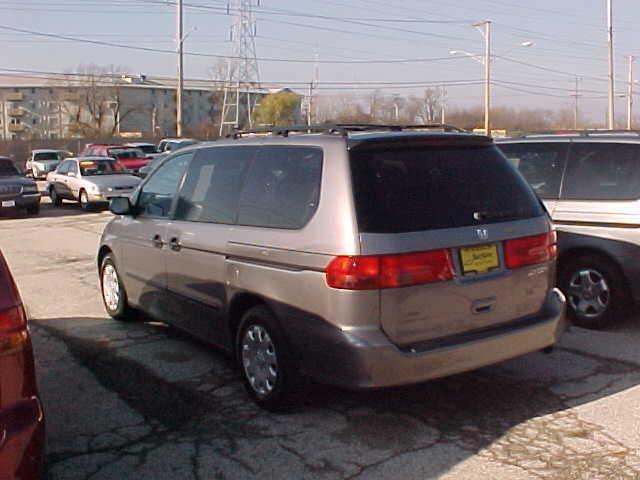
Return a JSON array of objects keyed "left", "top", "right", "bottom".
[
  {"left": 79, "top": 160, "right": 126, "bottom": 176},
  {"left": 349, "top": 143, "right": 544, "bottom": 233}
]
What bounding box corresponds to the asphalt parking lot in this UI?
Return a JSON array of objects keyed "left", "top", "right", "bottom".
[{"left": 1, "top": 201, "right": 640, "bottom": 479}]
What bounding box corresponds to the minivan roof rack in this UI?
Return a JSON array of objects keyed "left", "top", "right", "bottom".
[
  {"left": 513, "top": 129, "right": 640, "bottom": 139},
  {"left": 227, "top": 123, "right": 467, "bottom": 139}
]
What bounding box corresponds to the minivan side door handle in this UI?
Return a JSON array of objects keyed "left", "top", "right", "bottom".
[
  {"left": 168, "top": 237, "right": 182, "bottom": 252},
  {"left": 152, "top": 234, "right": 164, "bottom": 249}
]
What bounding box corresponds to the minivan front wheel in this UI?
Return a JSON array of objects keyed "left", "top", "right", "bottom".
[
  {"left": 100, "top": 254, "right": 135, "bottom": 320},
  {"left": 559, "top": 255, "right": 626, "bottom": 329},
  {"left": 237, "top": 306, "right": 298, "bottom": 411}
]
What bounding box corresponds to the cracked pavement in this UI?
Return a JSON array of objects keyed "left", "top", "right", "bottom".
[{"left": 1, "top": 202, "right": 640, "bottom": 479}]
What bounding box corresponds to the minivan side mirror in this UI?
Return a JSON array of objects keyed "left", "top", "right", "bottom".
[{"left": 110, "top": 196, "right": 132, "bottom": 216}]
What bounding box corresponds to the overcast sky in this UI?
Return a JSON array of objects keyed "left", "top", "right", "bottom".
[{"left": 3, "top": 1, "right": 639, "bottom": 121}]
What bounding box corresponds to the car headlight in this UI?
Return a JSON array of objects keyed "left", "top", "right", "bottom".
[{"left": 107, "top": 187, "right": 114, "bottom": 192}]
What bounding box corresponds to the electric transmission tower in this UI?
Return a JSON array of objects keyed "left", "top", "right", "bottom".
[{"left": 219, "top": 0, "right": 261, "bottom": 136}]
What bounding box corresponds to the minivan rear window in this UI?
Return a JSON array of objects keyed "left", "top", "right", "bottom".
[{"left": 349, "top": 144, "right": 544, "bottom": 233}]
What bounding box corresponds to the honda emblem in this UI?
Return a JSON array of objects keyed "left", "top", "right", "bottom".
[{"left": 476, "top": 229, "right": 489, "bottom": 241}]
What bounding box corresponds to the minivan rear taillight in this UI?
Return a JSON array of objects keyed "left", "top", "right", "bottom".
[
  {"left": 326, "top": 250, "right": 454, "bottom": 290},
  {"left": 504, "top": 231, "right": 558, "bottom": 270}
]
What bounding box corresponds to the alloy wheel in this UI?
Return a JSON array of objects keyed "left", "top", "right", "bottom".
[{"left": 568, "top": 268, "right": 610, "bottom": 319}]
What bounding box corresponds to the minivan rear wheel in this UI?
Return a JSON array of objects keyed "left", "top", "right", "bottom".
[
  {"left": 100, "top": 254, "right": 136, "bottom": 320},
  {"left": 559, "top": 255, "right": 626, "bottom": 329},
  {"left": 237, "top": 306, "right": 299, "bottom": 411}
]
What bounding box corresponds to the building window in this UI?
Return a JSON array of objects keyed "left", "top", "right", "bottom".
[
  {"left": 31, "top": 88, "right": 36, "bottom": 94},
  {"left": 32, "top": 118, "right": 38, "bottom": 125},
  {"left": 13, "top": 88, "right": 18, "bottom": 93},
  {"left": 30, "top": 101, "right": 36, "bottom": 109},
  {"left": 49, "top": 89, "right": 53, "bottom": 95}
]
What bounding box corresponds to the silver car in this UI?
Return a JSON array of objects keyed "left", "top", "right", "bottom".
[
  {"left": 98, "top": 125, "right": 566, "bottom": 410},
  {"left": 46, "top": 157, "right": 141, "bottom": 210}
]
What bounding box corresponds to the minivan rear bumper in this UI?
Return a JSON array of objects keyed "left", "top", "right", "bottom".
[{"left": 295, "top": 288, "right": 566, "bottom": 389}]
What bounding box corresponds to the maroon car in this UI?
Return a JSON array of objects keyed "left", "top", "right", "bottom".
[
  {"left": 80, "top": 144, "right": 151, "bottom": 173},
  {"left": 0, "top": 250, "right": 45, "bottom": 479}
]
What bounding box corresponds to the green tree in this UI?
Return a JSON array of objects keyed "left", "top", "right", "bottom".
[{"left": 254, "top": 91, "right": 300, "bottom": 126}]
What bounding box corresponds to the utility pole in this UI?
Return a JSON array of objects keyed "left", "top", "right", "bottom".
[
  {"left": 441, "top": 85, "right": 446, "bottom": 124},
  {"left": 473, "top": 20, "right": 492, "bottom": 135},
  {"left": 176, "top": 0, "right": 184, "bottom": 137},
  {"left": 628, "top": 55, "right": 635, "bottom": 130},
  {"left": 607, "top": 0, "right": 615, "bottom": 129},
  {"left": 569, "top": 76, "right": 582, "bottom": 129}
]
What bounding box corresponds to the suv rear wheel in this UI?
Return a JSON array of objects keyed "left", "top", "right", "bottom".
[
  {"left": 237, "top": 306, "right": 299, "bottom": 411},
  {"left": 559, "top": 254, "right": 626, "bottom": 329}
]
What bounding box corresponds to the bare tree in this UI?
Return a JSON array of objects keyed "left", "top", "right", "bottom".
[{"left": 55, "top": 64, "right": 144, "bottom": 138}]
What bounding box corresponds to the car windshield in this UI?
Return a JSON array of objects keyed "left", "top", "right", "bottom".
[
  {"left": 108, "top": 148, "right": 144, "bottom": 159},
  {"left": 34, "top": 152, "right": 62, "bottom": 161},
  {"left": 0, "top": 159, "right": 19, "bottom": 177},
  {"left": 79, "top": 160, "right": 126, "bottom": 176}
]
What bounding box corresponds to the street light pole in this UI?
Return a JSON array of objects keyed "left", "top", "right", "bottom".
[
  {"left": 473, "top": 20, "right": 492, "bottom": 135},
  {"left": 176, "top": 0, "right": 184, "bottom": 138},
  {"left": 607, "top": 0, "right": 615, "bottom": 129},
  {"left": 628, "top": 55, "right": 634, "bottom": 130}
]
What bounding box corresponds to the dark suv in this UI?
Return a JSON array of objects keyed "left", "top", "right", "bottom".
[{"left": 0, "top": 157, "right": 40, "bottom": 216}]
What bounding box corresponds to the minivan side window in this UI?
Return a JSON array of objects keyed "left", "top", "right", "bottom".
[
  {"left": 174, "top": 147, "right": 256, "bottom": 224},
  {"left": 137, "top": 152, "right": 193, "bottom": 218},
  {"left": 498, "top": 143, "right": 568, "bottom": 199},
  {"left": 562, "top": 143, "right": 640, "bottom": 200},
  {"left": 237, "top": 147, "right": 323, "bottom": 229}
]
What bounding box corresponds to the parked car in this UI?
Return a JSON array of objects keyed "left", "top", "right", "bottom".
[
  {"left": 0, "top": 248, "right": 45, "bottom": 478},
  {"left": 498, "top": 132, "right": 640, "bottom": 328},
  {"left": 25, "top": 149, "right": 66, "bottom": 179},
  {"left": 47, "top": 157, "right": 141, "bottom": 210},
  {"left": 98, "top": 125, "right": 566, "bottom": 410},
  {"left": 0, "top": 157, "right": 41, "bottom": 216},
  {"left": 137, "top": 153, "right": 168, "bottom": 179},
  {"left": 125, "top": 142, "right": 160, "bottom": 155},
  {"left": 157, "top": 138, "right": 198, "bottom": 153},
  {"left": 80, "top": 145, "right": 151, "bottom": 173}
]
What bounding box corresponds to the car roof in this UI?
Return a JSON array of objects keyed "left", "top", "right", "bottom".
[{"left": 32, "top": 149, "right": 64, "bottom": 153}]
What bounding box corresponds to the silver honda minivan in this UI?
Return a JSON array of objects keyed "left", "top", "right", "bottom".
[{"left": 98, "top": 125, "right": 566, "bottom": 410}]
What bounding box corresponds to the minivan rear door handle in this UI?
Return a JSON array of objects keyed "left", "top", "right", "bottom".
[
  {"left": 169, "top": 237, "right": 182, "bottom": 252},
  {"left": 152, "top": 234, "right": 164, "bottom": 249}
]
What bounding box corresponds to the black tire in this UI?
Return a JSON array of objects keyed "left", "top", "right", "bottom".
[
  {"left": 79, "top": 189, "right": 91, "bottom": 211},
  {"left": 236, "top": 305, "right": 300, "bottom": 411},
  {"left": 558, "top": 254, "right": 628, "bottom": 329},
  {"left": 100, "top": 254, "right": 136, "bottom": 320},
  {"left": 26, "top": 203, "right": 40, "bottom": 215},
  {"left": 49, "top": 187, "right": 62, "bottom": 207}
]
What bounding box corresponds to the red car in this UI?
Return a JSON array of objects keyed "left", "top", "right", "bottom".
[
  {"left": 81, "top": 144, "right": 152, "bottom": 172},
  {"left": 0, "top": 250, "right": 45, "bottom": 479}
]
